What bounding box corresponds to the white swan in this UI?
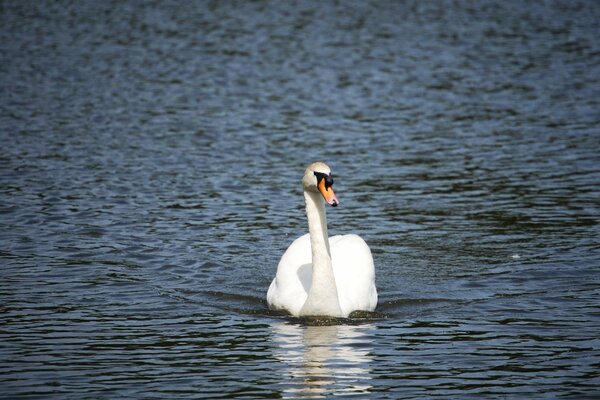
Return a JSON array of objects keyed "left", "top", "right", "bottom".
[{"left": 267, "top": 162, "right": 377, "bottom": 317}]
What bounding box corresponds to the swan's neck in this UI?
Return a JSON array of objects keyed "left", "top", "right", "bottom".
[{"left": 300, "top": 190, "right": 343, "bottom": 317}]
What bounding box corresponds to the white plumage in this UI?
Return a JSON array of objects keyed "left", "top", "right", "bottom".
[{"left": 267, "top": 162, "right": 377, "bottom": 317}]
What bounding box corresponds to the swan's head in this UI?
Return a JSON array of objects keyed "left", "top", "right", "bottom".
[{"left": 303, "top": 162, "right": 339, "bottom": 207}]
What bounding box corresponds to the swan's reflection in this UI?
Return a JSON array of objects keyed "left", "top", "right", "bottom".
[{"left": 270, "top": 322, "right": 374, "bottom": 398}]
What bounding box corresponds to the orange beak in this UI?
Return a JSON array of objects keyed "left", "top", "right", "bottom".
[{"left": 318, "top": 178, "right": 339, "bottom": 207}]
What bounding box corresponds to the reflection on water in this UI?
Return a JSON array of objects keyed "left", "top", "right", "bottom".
[{"left": 271, "top": 322, "right": 373, "bottom": 398}]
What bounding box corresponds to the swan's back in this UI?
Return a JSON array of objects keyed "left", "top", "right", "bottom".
[
  {"left": 267, "top": 233, "right": 377, "bottom": 317},
  {"left": 330, "top": 234, "right": 377, "bottom": 316},
  {"left": 267, "top": 234, "right": 312, "bottom": 316}
]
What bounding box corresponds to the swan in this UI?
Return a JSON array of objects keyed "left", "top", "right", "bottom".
[{"left": 267, "top": 162, "right": 377, "bottom": 317}]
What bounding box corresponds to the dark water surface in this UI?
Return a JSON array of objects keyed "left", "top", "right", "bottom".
[{"left": 2, "top": 0, "right": 600, "bottom": 398}]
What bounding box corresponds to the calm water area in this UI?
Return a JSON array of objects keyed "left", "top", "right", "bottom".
[{"left": 1, "top": 0, "right": 599, "bottom": 398}]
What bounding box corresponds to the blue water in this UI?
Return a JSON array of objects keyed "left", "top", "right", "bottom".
[{"left": 1, "top": 0, "right": 599, "bottom": 398}]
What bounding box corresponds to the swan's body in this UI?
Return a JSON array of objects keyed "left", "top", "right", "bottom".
[{"left": 267, "top": 162, "right": 377, "bottom": 317}]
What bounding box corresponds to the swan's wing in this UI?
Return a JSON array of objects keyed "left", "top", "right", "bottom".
[
  {"left": 331, "top": 234, "right": 378, "bottom": 315},
  {"left": 267, "top": 233, "right": 312, "bottom": 316}
]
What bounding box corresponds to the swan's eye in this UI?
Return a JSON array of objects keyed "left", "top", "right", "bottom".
[
  {"left": 314, "top": 172, "right": 334, "bottom": 189},
  {"left": 326, "top": 174, "right": 334, "bottom": 188}
]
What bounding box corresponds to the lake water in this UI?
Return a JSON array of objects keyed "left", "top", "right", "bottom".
[{"left": 1, "top": 0, "right": 599, "bottom": 398}]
